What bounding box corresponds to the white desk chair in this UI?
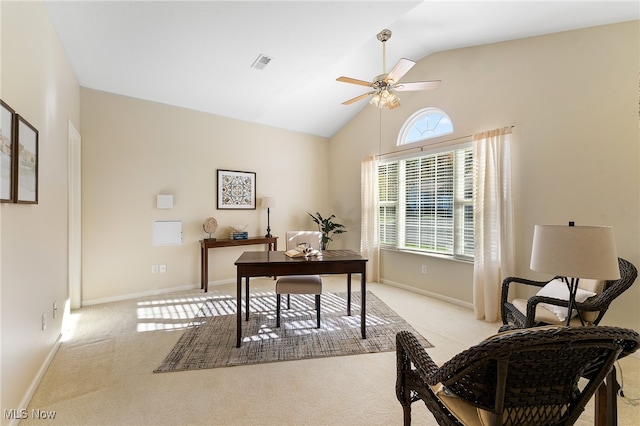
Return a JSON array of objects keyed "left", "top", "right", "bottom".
[{"left": 276, "top": 231, "right": 323, "bottom": 328}]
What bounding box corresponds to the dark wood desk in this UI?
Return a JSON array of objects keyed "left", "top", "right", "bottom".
[
  {"left": 200, "top": 236, "right": 277, "bottom": 292},
  {"left": 234, "top": 250, "right": 368, "bottom": 347}
]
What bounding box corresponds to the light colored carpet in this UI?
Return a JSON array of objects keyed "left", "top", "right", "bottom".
[
  {"left": 21, "top": 278, "right": 640, "bottom": 425},
  {"left": 155, "top": 291, "right": 432, "bottom": 372}
]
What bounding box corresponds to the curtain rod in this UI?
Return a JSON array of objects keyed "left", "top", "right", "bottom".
[
  {"left": 375, "top": 126, "right": 514, "bottom": 159},
  {"left": 376, "top": 134, "right": 471, "bottom": 159}
]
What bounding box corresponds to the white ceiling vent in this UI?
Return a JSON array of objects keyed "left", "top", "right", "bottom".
[{"left": 251, "top": 54, "right": 273, "bottom": 70}]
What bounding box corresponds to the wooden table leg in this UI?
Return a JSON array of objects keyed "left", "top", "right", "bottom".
[
  {"left": 347, "top": 273, "right": 352, "bottom": 316},
  {"left": 236, "top": 271, "right": 242, "bottom": 348},
  {"left": 201, "top": 244, "right": 207, "bottom": 291},
  {"left": 595, "top": 367, "right": 619, "bottom": 426},
  {"left": 245, "top": 277, "right": 250, "bottom": 321},
  {"left": 361, "top": 269, "right": 366, "bottom": 339},
  {"left": 269, "top": 241, "right": 277, "bottom": 279}
]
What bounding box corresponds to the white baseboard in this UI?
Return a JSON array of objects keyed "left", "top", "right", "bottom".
[
  {"left": 380, "top": 278, "right": 474, "bottom": 310},
  {"left": 81, "top": 278, "right": 252, "bottom": 306},
  {"left": 82, "top": 284, "right": 199, "bottom": 306},
  {"left": 10, "top": 334, "right": 63, "bottom": 426}
]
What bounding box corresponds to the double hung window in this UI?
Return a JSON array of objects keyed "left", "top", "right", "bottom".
[{"left": 379, "top": 108, "right": 473, "bottom": 260}]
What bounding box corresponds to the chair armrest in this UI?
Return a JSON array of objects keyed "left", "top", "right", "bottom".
[
  {"left": 501, "top": 277, "right": 550, "bottom": 302},
  {"left": 531, "top": 294, "right": 604, "bottom": 312},
  {"left": 529, "top": 295, "right": 607, "bottom": 325},
  {"left": 396, "top": 331, "right": 440, "bottom": 386},
  {"left": 501, "top": 277, "right": 553, "bottom": 323}
]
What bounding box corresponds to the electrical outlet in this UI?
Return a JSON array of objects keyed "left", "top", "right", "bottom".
[
  {"left": 159, "top": 264, "right": 167, "bottom": 273},
  {"left": 152, "top": 264, "right": 159, "bottom": 273},
  {"left": 421, "top": 265, "right": 427, "bottom": 274},
  {"left": 53, "top": 301, "right": 58, "bottom": 319},
  {"left": 41, "top": 313, "right": 46, "bottom": 331}
]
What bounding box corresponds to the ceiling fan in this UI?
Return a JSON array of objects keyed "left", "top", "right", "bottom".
[{"left": 337, "top": 29, "right": 440, "bottom": 110}]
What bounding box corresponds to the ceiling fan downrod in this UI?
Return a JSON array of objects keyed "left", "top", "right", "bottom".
[{"left": 377, "top": 29, "right": 392, "bottom": 75}]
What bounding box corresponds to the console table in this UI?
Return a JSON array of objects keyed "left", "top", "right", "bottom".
[{"left": 200, "top": 236, "right": 277, "bottom": 292}]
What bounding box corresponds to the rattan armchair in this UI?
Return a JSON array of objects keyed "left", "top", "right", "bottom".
[
  {"left": 396, "top": 326, "right": 640, "bottom": 426},
  {"left": 501, "top": 258, "right": 637, "bottom": 330}
]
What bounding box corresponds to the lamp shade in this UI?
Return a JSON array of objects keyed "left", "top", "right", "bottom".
[
  {"left": 261, "top": 197, "right": 276, "bottom": 208},
  {"left": 530, "top": 225, "right": 620, "bottom": 280}
]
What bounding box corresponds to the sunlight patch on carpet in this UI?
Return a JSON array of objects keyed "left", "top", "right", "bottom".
[{"left": 154, "top": 291, "right": 432, "bottom": 372}]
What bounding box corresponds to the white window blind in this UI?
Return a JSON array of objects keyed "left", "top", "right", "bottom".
[
  {"left": 379, "top": 144, "right": 473, "bottom": 260},
  {"left": 378, "top": 162, "right": 398, "bottom": 247},
  {"left": 456, "top": 148, "right": 474, "bottom": 258}
]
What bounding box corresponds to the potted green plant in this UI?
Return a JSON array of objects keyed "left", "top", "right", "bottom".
[{"left": 308, "top": 212, "right": 347, "bottom": 250}]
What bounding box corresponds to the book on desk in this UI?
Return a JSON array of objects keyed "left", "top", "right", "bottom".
[{"left": 284, "top": 245, "right": 321, "bottom": 258}]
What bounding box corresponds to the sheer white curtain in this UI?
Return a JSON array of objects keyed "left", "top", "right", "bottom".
[
  {"left": 473, "top": 127, "right": 515, "bottom": 322},
  {"left": 360, "top": 156, "right": 379, "bottom": 282}
]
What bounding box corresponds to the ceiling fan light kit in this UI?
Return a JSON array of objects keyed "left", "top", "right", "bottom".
[
  {"left": 370, "top": 88, "right": 400, "bottom": 109},
  {"left": 337, "top": 29, "right": 441, "bottom": 110}
]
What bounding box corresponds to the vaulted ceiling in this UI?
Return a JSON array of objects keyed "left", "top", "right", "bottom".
[{"left": 44, "top": 1, "right": 639, "bottom": 138}]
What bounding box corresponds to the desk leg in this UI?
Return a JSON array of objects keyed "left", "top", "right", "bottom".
[
  {"left": 269, "top": 241, "right": 277, "bottom": 280},
  {"left": 346, "top": 273, "right": 352, "bottom": 316},
  {"left": 361, "top": 269, "right": 367, "bottom": 339},
  {"left": 236, "top": 272, "right": 242, "bottom": 348},
  {"left": 245, "top": 277, "right": 250, "bottom": 321},
  {"left": 201, "top": 245, "right": 207, "bottom": 292}
]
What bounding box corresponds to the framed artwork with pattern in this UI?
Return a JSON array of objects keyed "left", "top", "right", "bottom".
[{"left": 216, "top": 169, "right": 256, "bottom": 210}]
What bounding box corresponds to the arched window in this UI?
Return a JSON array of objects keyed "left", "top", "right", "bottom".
[
  {"left": 380, "top": 108, "right": 472, "bottom": 259},
  {"left": 397, "top": 108, "right": 453, "bottom": 145}
]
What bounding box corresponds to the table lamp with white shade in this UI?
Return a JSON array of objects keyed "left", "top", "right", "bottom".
[{"left": 529, "top": 223, "right": 620, "bottom": 326}]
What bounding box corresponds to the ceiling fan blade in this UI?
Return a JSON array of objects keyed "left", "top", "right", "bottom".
[
  {"left": 336, "top": 76, "right": 372, "bottom": 87},
  {"left": 394, "top": 80, "right": 441, "bottom": 91},
  {"left": 342, "top": 91, "right": 376, "bottom": 105},
  {"left": 385, "top": 58, "right": 415, "bottom": 84}
]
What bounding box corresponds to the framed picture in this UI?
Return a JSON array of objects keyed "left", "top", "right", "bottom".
[
  {"left": 15, "top": 114, "right": 38, "bottom": 204},
  {"left": 1, "top": 100, "right": 16, "bottom": 202},
  {"left": 217, "top": 169, "right": 256, "bottom": 210}
]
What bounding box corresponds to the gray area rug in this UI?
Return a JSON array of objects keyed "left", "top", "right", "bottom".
[{"left": 154, "top": 291, "right": 432, "bottom": 372}]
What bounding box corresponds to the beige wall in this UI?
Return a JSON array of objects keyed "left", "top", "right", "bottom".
[
  {"left": 1, "top": 0, "right": 80, "bottom": 413},
  {"left": 80, "top": 89, "right": 329, "bottom": 303},
  {"left": 329, "top": 21, "right": 640, "bottom": 330}
]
